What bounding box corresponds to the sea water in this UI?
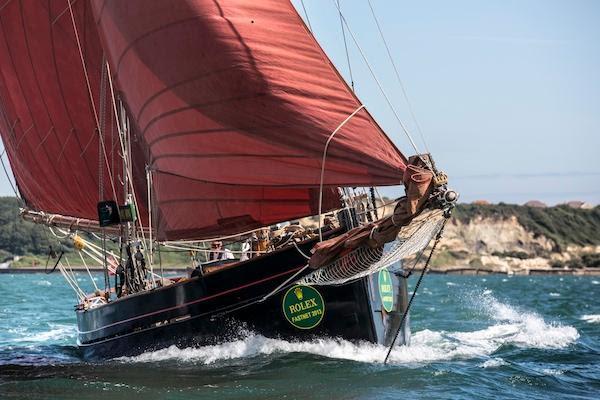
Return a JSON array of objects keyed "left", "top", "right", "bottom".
[{"left": 0, "top": 273, "right": 598, "bottom": 399}]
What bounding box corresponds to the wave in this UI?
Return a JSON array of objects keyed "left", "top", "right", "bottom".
[
  {"left": 580, "top": 314, "right": 600, "bottom": 324},
  {"left": 121, "top": 293, "right": 578, "bottom": 366},
  {"left": 473, "top": 291, "right": 579, "bottom": 349},
  {"left": 480, "top": 357, "right": 507, "bottom": 368},
  {"left": 12, "top": 324, "right": 76, "bottom": 344}
]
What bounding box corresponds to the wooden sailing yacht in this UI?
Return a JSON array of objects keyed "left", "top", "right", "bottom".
[{"left": 0, "top": 0, "right": 456, "bottom": 359}]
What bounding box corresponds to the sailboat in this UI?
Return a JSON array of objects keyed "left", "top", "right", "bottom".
[{"left": 0, "top": 0, "right": 456, "bottom": 359}]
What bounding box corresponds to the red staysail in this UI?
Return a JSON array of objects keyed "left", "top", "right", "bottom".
[{"left": 92, "top": 0, "right": 407, "bottom": 240}]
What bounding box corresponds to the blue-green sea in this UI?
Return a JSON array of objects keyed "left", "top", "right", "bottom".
[{"left": 0, "top": 273, "right": 598, "bottom": 399}]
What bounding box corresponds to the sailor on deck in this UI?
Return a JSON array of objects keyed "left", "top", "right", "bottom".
[{"left": 208, "top": 241, "right": 234, "bottom": 262}]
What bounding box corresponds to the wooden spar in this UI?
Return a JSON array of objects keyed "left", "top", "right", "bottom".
[{"left": 20, "top": 208, "right": 121, "bottom": 235}]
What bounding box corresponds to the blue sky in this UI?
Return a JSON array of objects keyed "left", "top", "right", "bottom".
[
  {"left": 290, "top": 0, "right": 599, "bottom": 204},
  {"left": 1, "top": 0, "right": 598, "bottom": 205}
]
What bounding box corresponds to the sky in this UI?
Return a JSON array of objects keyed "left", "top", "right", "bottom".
[
  {"left": 289, "top": 0, "right": 600, "bottom": 205},
  {"left": 0, "top": 0, "right": 598, "bottom": 205}
]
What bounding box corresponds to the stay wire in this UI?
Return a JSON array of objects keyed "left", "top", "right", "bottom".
[
  {"left": 336, "top": 0, "right": 355, "bottom": 91},
  {"left": 0, "top": 151, "right": 20, "bottom": 200},
  {"left": 366, "top": 0, "right": 430, "bottom": 154},
  {"left": 299, "top": 0, "right": 313, "bottom": 32},
  {"left": 331, "top": 0, "right": 421, "bottom": 158},
  {"left": 383, "top": 219, "right": 447, "bottom": 364}
]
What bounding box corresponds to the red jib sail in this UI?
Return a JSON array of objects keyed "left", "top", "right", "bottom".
[
  {"left": 91, "top": 0, "right": 408, "bottom": 240},
  {"left": 0, "top": 0, "right": 128, "bottom": 220}
]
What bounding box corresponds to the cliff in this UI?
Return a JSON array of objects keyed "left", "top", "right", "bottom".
[
  {"left": 1, "top": 196, "right": 599, "bottom": 274},
  {"left": 432, "top": 203, "right": 600, "bottom": 274}
]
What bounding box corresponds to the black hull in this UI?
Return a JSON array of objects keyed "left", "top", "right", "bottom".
[{"left": 77, "top": 238, "right": 410, "bottom": 359}]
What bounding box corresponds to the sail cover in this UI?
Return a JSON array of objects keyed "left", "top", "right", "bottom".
[
  {"left": 0, "top": 0, "right": 127, "bottom": 220},
  {"left": 92, "top": 0, "right": 408, "bottom": 240}
]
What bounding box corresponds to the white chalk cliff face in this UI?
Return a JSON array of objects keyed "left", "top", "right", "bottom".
[
  {"left": 442, "top": 216, "right": 554, "bottom": 255},
  {"left": 436, "top": 216, "right": 598, "bottom": 273}
]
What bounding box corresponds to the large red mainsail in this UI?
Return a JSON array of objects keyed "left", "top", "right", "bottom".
[
  {"left": 92, "top": 0, "right": 408, "bottom": 240},
  {"left": 0, "top": 0, "right": 409, "bottom": 241}
]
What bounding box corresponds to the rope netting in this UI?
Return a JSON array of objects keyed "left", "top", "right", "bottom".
[{"left": 297, "top": 208, "right": 446, "bottom": 286}]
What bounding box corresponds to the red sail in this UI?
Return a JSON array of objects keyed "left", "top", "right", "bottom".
[
  {"left": 92, "top": 0, "right": 408, "bottom": 240},
  {"left": 0, "top": 0, "right": 127, "bottom": 219}
]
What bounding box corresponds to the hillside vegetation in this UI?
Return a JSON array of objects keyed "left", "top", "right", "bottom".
[
  {"left": 0, "top": 197, "right": 190, "bottom": 267},
  {"left": 0, "top": 197, "right": 598, "bottom": 270},
  {"left": 453, "top": 203, "right": 600, "bottom": 251},
  {"left": 0, "top": 197, "right": 56, "bottom": 261}
]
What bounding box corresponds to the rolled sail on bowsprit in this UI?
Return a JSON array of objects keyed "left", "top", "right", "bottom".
[{"left": 0, "top": 0, "right": 409, "bottom": 242}]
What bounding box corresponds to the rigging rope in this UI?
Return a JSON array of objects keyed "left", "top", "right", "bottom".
[
  {"left": 330, "top": 0, "right": 428, "bottom": 167},
  {"left": 299, "top": 0, "right": 313, "bottom": 32},
  {"left": 66, "top": 0, "right": 118, "bottom": 203},
  {"left": 0, "top": 152, "right": 20, "bottom": 200},
  {"left": 105, "top": 61, "right": 151, "bottom": 266},
  {"left": 383, "top": 219, "right": 447, "bottom": 364},
  {"left": 318, "top": 104, "right": 365, "bottom": 242},
  {"left": 366, "top": 0, "right": 430, "bottom": 155},
  {"left": 336, "top": 0, "right": 355, "bottom": 91}
]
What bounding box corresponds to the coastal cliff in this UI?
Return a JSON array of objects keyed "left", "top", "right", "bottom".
[{"left": 431, "top": 203, "right": 600, "bottom": 274}]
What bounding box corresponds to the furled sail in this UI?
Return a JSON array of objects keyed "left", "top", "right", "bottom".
[
  {"left": 0, "top": 0, "right": 131, "bottom": 220},
  {"left": 91, "top": 0, "right": 408, "bottom": 240}
]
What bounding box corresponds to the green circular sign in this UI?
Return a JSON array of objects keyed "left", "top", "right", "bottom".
[
  {"left": 378, "top": 268, "right": 394, "bottom": 312},
  {"left": 282, "top": 285, "right": 325, "bottom": 329}
]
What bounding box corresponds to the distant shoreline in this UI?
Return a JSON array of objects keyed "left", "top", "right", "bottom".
[
  {"left": 0, "top": 266, "right": 186, "bottom": 274},
  {"left": 1, "top": 266, "right": 599, "bottom": 276},
  {"left": 419, "top": 267, "right": 600, "bottom": 276}
]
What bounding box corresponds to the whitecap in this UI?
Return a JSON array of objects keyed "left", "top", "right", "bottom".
[
  {"left": 549, "top": 292, "right": 560, "bottom": 297},
  {"left": 592, "top": 280, "right": 599, "bottom": 285},
  {"left": 474, "top": 292, "right": 579, "bottom": 349},
  {"left": 14, "top": 324, "right": 76, "bottom": 343},
  {"left": 480, "top": 357, "right": 507, "bottom": 368},
  {"left": 34, "top": 280, "right": 52, "bottom": 286},
  {"left": 580, "top": 314, "right": 600, "bottom": 324},
  {"left": 542, "top": 368, "right": 564, "bottom": 376},
  {"left": 446, "top": 282, "right": 456, "bottom": 286}
]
